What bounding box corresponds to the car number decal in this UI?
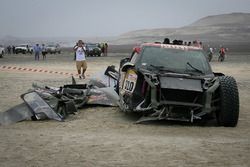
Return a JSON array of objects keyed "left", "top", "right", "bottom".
[{"left": 123, "top": 70, "right": 137, "bottom": 93}]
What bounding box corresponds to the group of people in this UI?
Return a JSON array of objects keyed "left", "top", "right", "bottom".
[
  {"left": 6, "top": 44, "right": 47, "bottom": 60},
  {"left": 6, "top": 46, "right": 18, "bottom": 54},
  {"left": 163, "top": 38, "right": 227, "bottom": 62},
  {"left": 99, "top": 43, "right": 108, "bottom": 57},
  {"left": 33, "top": 44, "right": 47, "bottom": 61},
  {"left": 207, "top": 46, "right": 227, "bottom": 62},
  {"left": 163, "top": 38, "right": 203, "bottom": 48}
]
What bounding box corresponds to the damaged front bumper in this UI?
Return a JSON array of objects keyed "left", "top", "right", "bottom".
[{"left": 120, "top": 71, "right": 220, "bottom": 123}]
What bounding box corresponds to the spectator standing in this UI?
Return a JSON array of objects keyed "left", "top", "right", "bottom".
[
  {"left": 73, "top": 40, "right": 87, "bottom": 79},
  {"left": 7, "top": 46, "right": 11, "bottom": 54},
  {"left": 41, "top": 44, "right": 47, "bottom": 60},
  {"left": 192, "top": 40, "right": 199, "bottom": 47},
  {"left": 199, "top": 41, "right": 203, "bottom": 49},
  {"left": 207, "top": 47, "right": 213, "bottom": 62},
  {"left": 100, "top": 43, "right": 105, "bottom": 56},
  {"left": 163, "top": 38, "right": 170, "bottom": 44},
  {"left": 33, "top": 44, "right": 41, "bottom": 61},
  {"left": 104, "top": 43, "right": 108, "bottom": 56},
  {"left": 26, "top": 45, "right": 30, "bottom": 53},
  {"left": 218, "top": 46, "right": 226, "bottom": 62},
  {"left": 12, "top": 46, "right": 15, "bottom": 54}
]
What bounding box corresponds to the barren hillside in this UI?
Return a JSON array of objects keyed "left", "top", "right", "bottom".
[{"left": 115, "top": 13, "right": 250, "bottom": 44}]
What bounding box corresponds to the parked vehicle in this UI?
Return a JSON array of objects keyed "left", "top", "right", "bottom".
[
  {"left": 46, "top": 44, "right": 61, "bottom": 54},
  {"left": 15, "top": 44, "right": 33, "bottom": 54},
  {"left": 85, "top": 43, "right": 102, "bottom": 57},
  {"left": 0, "top": 45, "right": 5, "bottom": 58}
]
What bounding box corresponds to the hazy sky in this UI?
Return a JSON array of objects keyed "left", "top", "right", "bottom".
[{"left": 0, "top": 0, "right": 250, "bottom": 38}]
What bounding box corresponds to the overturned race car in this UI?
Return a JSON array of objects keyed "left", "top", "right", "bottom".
[{"left": 116, "top": 43, "right": 239, "bottom": 127}]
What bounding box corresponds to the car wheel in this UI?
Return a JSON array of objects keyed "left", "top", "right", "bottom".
[
  {"left": 0, "top": 52, "right": 3, "bottom": 58},
  {"left": 216, "top": 76, "right": 239, "bottom": 127}
]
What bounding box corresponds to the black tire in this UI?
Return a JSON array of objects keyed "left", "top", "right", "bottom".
[{"left": 216, "top": 76, "right": 239, "bottom": 127}]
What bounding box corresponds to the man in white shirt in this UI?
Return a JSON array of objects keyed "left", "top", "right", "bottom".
[{"left": 74, "top": 40, "right": 87, "bottom": 79}]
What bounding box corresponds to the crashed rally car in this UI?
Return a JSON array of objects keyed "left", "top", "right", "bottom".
[{"left": 116, "top": 43, "right": 239, "bottom": 127}]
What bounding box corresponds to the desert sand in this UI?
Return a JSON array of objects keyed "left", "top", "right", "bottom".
[{"left": 0, "top": 51, "right": 249, "bottom": 167}]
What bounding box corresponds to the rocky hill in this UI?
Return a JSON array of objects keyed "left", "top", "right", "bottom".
[{"left": 115, "top": 13, "right": 250, "bottom": 44}]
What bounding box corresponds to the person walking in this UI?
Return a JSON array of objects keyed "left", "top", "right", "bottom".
[
  {"left": 33, "top": 44, "right": 41, "bottom": 61},
  {"left": 73, "top": 40, "right": 87, "bottom": 79}
]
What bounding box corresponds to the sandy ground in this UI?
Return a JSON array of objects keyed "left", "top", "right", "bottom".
[{"left": 0, "top": 52, "right": 249, "bottom": 167}]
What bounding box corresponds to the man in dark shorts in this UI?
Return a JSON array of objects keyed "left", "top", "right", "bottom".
[{"left": 41, "top": 44, "right": 47, "bottom": 60}]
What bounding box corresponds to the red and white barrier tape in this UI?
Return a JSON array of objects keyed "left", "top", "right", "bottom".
[{"left": 0, "top": 65, "right": 80, "bottom": 77}]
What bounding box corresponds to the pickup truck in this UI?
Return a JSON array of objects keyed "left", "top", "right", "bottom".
[{"left": 0, "top": 45, "right": 5, "bottom": 58}]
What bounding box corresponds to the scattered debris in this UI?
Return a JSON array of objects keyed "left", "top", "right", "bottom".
[{"left": 0, "top": 74, "right": 119, "bottom": 125}]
